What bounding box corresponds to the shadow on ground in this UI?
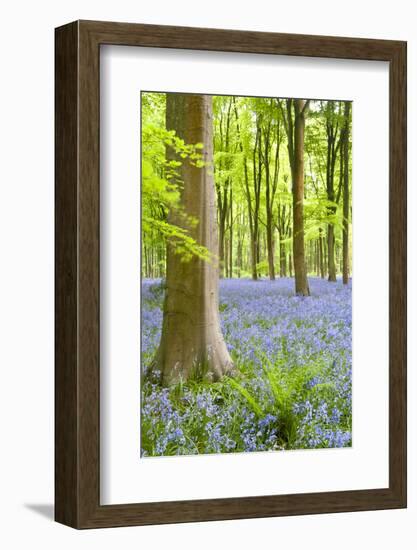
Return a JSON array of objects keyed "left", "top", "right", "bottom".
[{"left": 24, "top": 504, "right": 54, "bottom": 521}]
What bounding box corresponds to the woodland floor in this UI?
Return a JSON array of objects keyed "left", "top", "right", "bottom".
[{"left": 141, "top": 277, "right": 352, "bottom": 457}]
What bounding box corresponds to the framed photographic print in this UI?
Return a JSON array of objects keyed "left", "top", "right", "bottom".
[{"left": 55, "top": 20, "right": 407, "bottom": 528}]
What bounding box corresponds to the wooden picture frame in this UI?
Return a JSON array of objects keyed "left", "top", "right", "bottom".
[{"left": 55, "top": 20, "right": 407, "bottom": 529}]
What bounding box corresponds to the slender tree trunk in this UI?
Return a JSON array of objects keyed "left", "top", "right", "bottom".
[
  {"left": 233, "top": 99, "right": 258, "bottom": 281},
  {"left": 266, "top": 211, "right": 275, "bottom": 279},
  {"left": 229, "top": 188, "right": 233, "bottom": 278},
  {"left": 319, "top": 227, "right": 325, "bottom": 278},
  {"left": 236, "top": 212, "right": 243, "bottom": 277},
  {"left": 279, "top": 238, "right": 287, "bottom": 277},
  {"left": 215, "top": 103, "right": 232, "bottom": 279},
  {"left": 277, "top": 202, "right": 289, "bottom": 278},
  {"left": 224, "top": 237, "right": 229, "bottom": 278},
  {"left": 308, "top": 244, "right": 311, "bottom": 275},
  {"left": 237, "top": 233, "right": 242, "bottom": 277},
  {"left": 342, "top": 101, "right": 351, "bottom": 284},
  {"left": 252, "top": 122, "right": 262, "bottom": 279},
  {"left": 292, "top": 100, "right": 310, "bottom": 296},
  {"left": 251, "top": 235, "right": 258, "bottom": 280},
  {"left": 263, "top": 117, "right": 276, "bottom": 281},
  {"left": 324, "top": 101, "right": 342, "bottom": 282},
  {"left": 265, "top": 186, "right": 275, "bottom": 280},
  {"left": 218, "top": 194, "right": 227, "bottom": 278},
  {"left": 154, "top": 94, "right": 233, "bottom": 385},
  {"left": 219, "top": 227, "right": 225, "bottom": 277}
]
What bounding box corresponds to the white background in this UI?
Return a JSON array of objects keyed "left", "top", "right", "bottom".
[
  {"left": 0, "top": 0, "right": 415, "bottom": 548},
  {"left": 101, "top": 47, "right": 389, "bottom": 504}
]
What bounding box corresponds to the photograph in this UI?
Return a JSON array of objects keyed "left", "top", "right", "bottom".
[
  {"left": 141, "top": 91, "right": 352, "bottom": 457},
  {"left": 0, "top": 0, "right": 410, "bottom": 538}
]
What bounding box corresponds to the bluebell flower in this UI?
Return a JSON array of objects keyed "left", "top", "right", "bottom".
[{"left": 141, "top": 277, "right": 352, "bottom": 456}]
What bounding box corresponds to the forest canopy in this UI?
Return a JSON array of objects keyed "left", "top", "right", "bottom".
[{"left": 142, "top": 92, "right": 352, "bottom": 286}]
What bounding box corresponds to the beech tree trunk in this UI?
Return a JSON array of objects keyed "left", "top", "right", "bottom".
[
  {"left": 327, "top": 224, "right": 336, "bottom": 281},
  {"left": 236, "top": 215, "right": 243, "bottom": 277},
  {"left": 277, "top": 201, "right": 289, "bottom": 278},
  {"left": 263, "top": 108, "right": 280, "bottom": 281},
  {"left": 251, "top": 121, "right": 262, "bottom": 280},
  {"left": 265, "top": 185, "right": 275, "bottom": 280},
  {"left": 342, "top": 101, "right": 351, "bottom": 284},
  {"left": 229, "top": 187, "right": 233, "bottom": 278},
  {"left": 280, "top": 98, "right": 309, "bottom": 294},
  {"left": 233, "top": 98, "right": 258, "bottom": 281},
  {"left": 154, "top": 94, "right": 233, "bottom": 386},
  {"left": 279, "top": 239, "right": 287, "bottom": 277},
  {"left": 319, "top": 227, "right": 325, "bottom": 278},
  {"left": 291, "top": 100, "right": 310, "bottom": 296},
  {"left": 324, "top": 101, "right": 342, "bottom": 282},
  {"left": 218, "top": 217, "right": 226, "bottom": 277}
]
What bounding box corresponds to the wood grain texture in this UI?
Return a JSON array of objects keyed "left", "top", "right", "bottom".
[
  {"left": 55, "top": 21, "right": 79, "bottom": 527},
  {"left": 55, "top": 20, "right": 407, "bottom": 529},
  {"left": 388, "top": 41, "right": 407, "bottom": 504}
]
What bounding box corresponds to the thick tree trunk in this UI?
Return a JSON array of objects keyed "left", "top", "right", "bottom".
[
  {"left": 342, "top": 101, "right": 351, "bottom": 284},
  {"left": 292, "top": 100, "right": 310, "bottom": 296},
  {"left": 327, "top": 224, "right": 337, "bottom": 281},
  {"left": 154, "top": 94, "right": 233, "bottom": 385}
]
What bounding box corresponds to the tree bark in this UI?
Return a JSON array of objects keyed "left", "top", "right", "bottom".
[
  {"left": 265, "top": 184, "right": 275, "bottom": 279},
  {"left": 324, "top": 101, "right": 342, "bottom": 282},
  {"left": 277, "top": 198, "right": 290, "bottom": 278},
  {"left": 154, "top": 94, "right": 233, "bottom": 385},
  {"left": 229, "top": 187, "right": 233, "bottom": 278},
  {"left": 252, "top": 121, "right": 262, "bottom": 279},
  {"left": 319, "top": 227, "right": 325, "bottom": 278},
  {"left": 233, "top": 98, "right": 258, "bottom": 280},
  {"left": 342, "top": 101, "right": 351, "bottom": 284},
  {"left": 236, "top": 212, "right": 243, "bottom": 277},
  {"left": 291, "top": 100, "right": 310, "bottom": 296},
  {"left": 218, "top": 205, "right": 226, "bottom": 277},
  {"left": 263, "top": 106, "right": 280, "bottom": 281},
  {"left": 327, "top": 224, "right": 336, "bottom": 281},
  {"left": 279, "top": 239, "right": 287, "bottom": 277}
]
